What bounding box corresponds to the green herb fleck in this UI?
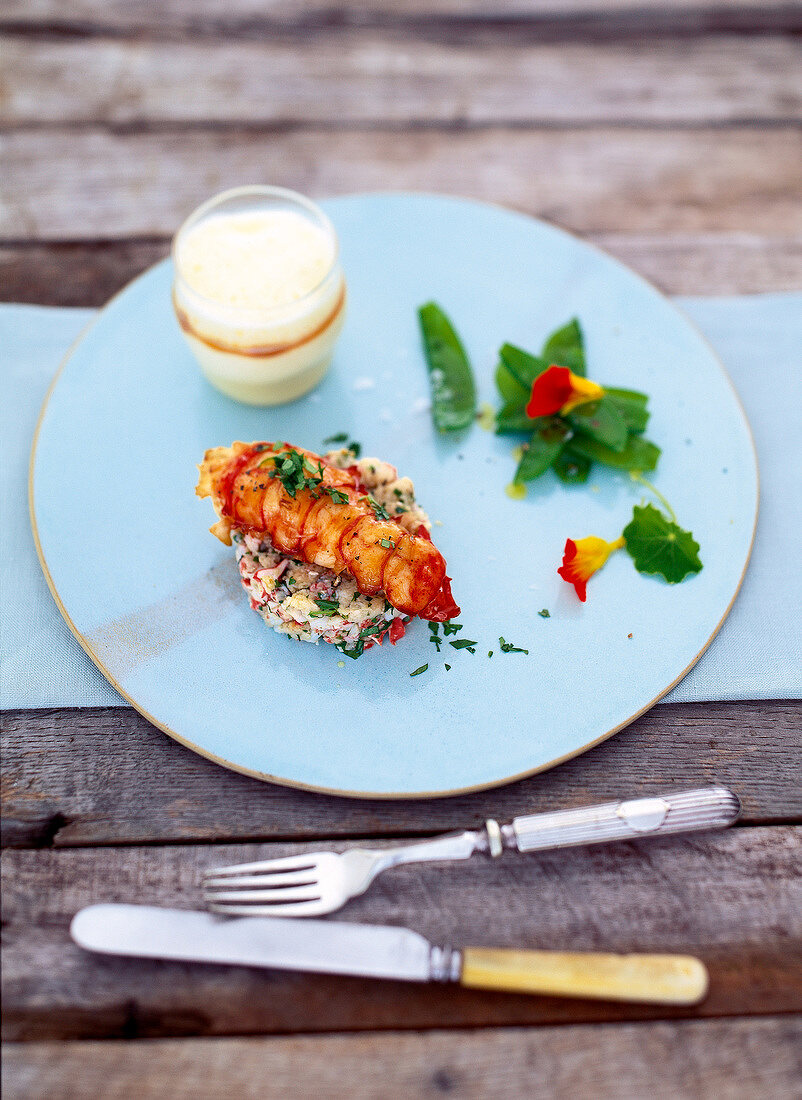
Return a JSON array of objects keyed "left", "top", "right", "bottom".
[
  {"left": 538, "top": 608, "right": 550, "bottom": 619},
  {"left": 444, "top": 663, "right": 451, "bottom": 671},
  {"left": 441, "top": 621, "right": 463, "bottom": 636},
  {"left": 499, "top": 636, "right": 529, "bottom": 654},
  {"left": 323, "top": 486, "right": 349, "bottom": 505},
  {"left": 449, "top": 638, "right": 477, "bottom": 650},
  {"left": 323, "top": 432, "right": 349, "bottom": 445},
  {"left": 314, "top": 599, "right": 340, "bottom": 614},
  {"left": 410, "top": 663, "right": 429, "bottom": 677},
  {"left": 363, "top": 495, "right": 391, "bottom": 520},
  {"left": 488, "top": 650, "right": 494, "bottom": 658},
  {"left": 379, "top": 537, "right": 396, "bottom": 549}
]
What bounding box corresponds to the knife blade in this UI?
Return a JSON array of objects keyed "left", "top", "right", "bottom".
[
  {"left": 71, "top": 904, "right": 438, "bottom": 981},
  {"left": 70, "top": 904, "right": 709, "bottom": 1004}
]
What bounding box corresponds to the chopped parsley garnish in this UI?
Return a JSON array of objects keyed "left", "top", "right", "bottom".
[
  {"left": 410, "top": 663, "right": 429, "bottom": 677},
  {"left": 488, "top": 650, "right": 494, "bottom": 657},
  {"left": 323, "top": 432, "right": 349, "bottom": 445},
  {"left": 444, "top": 663, "right": 451, "bottom": 671},
  {"left": 314, "top": 599, "right": 340, "bottom": 614},
  {"left": 379, "top": 537, "right": 396, "bottom": 549},
  {"left": 538, "top": 608, "right": 551, "bottom": 618},
  {"left": 449, "top": 638, "right": 477, "bottom": 650},
  {"left": 260, "top": 448, "right": 352, "bottom": 506},
  {"left": 363, "top": 495, "right": 391, "bottom": 520},
  {"left": 441, "top": 621, "right": 463, "bottom": 636},
  {"left": 499, "top": 636, "right": 529, "bottom": 654},
  {"left": 339, "top": 640, "right": 365, "bottom": 660}
]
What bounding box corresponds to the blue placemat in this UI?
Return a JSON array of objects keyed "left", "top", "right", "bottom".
[{"left": 2, "top": 295, "right": 800, "bottom": 709}]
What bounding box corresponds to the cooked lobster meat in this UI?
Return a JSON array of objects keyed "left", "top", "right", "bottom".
[{"left": 196, "top": 441, "right": 459, "bottom": 621}]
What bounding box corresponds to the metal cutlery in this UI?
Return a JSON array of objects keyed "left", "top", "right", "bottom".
[
  {"left": 203, "top": 786, "right": 740, "bottom": 918},
  {"left": 71, "top": 903, "right": 709, "bottom": 1005}
]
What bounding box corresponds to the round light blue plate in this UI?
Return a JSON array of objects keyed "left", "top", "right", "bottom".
[{"left": 31, "top": 193, "right": 757, "bottom": 797}]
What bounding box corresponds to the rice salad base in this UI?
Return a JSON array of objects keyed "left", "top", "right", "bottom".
[{"left": 232, "top": 450, "right": 431, "bottom": 657}]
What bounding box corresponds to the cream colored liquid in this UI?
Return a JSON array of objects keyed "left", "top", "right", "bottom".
[
  {"left": 173, "top": 208, "right": 345, "bottom": 405},
  {"left": 178, "top": 210, "right": 336, "bottom": 312}
]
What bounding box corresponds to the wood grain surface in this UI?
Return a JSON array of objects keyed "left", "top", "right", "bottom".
[
  {"left": 2, "top": 703, "right": 800, "bottom": 847},
  {"left": 5, "top": 35, "right": 800, "bottom": 125},
  {"left": 3, "top": 0, "right": 801, "bottom": 1092},
  {"left": 4, "top": 1017, "right": 802, "bottom": 1100},
  {"left": 3, "top": 829, "right": 800, "bottom": 1039},
  {"left": 5, "top": 127, "right": 802, "bottom": 241}
]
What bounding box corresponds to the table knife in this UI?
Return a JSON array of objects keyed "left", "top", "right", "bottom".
[{"left": 71, "top": 903, "right": 708, "bottom": 1005}]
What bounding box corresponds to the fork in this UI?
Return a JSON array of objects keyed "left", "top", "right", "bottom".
[{"left": 202, "top": 786, "right": 739, "bottom": 918}]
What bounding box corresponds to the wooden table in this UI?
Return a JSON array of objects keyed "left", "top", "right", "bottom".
[{"left": 2, "top": 2, "right": 801, "bottom": 1096}]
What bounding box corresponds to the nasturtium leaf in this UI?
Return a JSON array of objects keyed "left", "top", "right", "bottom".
[
  {"left": 495, "top": 399, "right": 536, "bottom": 435},
  {"left": 514, "top": 418, "right": 570, "bottom": 483},
  {"left": 570, "top": 434, "right": 661, "bottom": 471},
  {"left": 495, "top": 360, "right": 530, "bottom": 404},
  {"left": 499, "top": 344, "right": 549, "bottom": 391},
  {"left": 553, "top": 445, "right": 592, "bottom": 484},
  {"left": 623, "top": 504, "right": 703, "bottom": 583},
  {"left": 566, "top": 396, "right": 628, "bottom": 452},
  {"left": 605, "top": 388, "right": 650, "bottom": 434},
  {"left": 541, "top": 318, "right": 585, "bottom": 376}
]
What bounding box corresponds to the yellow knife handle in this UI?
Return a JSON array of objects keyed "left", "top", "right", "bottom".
[{"left": 460, "top": 947, "right": 708, "bottom": 1004}]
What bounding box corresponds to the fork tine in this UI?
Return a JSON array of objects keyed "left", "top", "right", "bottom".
[
  {"left": 203, "top": 854, "right": 320, "bottom": 878},
  {"left": 207, "top": 899, "right": 329, "bottom": 918},
  {"left": 204, "top": 885, "right": 322, "bottom": 904},
  {"left": 203, "top": 871, "right": 318, "bottom": 890}
]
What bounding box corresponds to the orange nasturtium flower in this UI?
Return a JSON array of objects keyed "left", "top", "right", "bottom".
[
  {"left": 558, "top": 535, "right": 626, "bottom": 602},
  {"left": 526, "top": 365, "right": 604, "bottom": 418}
]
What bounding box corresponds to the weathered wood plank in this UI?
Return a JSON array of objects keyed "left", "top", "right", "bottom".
[
  {"left": 4, "top": 1017, "right": 802, "bottom": 1100},
  {"left": 3, "top": 35, "right": 799, "bottom": 126},
  {"left": 3, "top": 127, "right": 800, "bottom": 240},
  {"left": 3, "top": 234, "right": 800, "bottom": 306},
  {"left": 3, "top": 0, "right": 800, "bottom": 38},
  {"left": 2, "top": 703, "right": 800, "bottom": 847},
  {"left": 2, "top": 829, "right": 800, "bottom": 1038}
]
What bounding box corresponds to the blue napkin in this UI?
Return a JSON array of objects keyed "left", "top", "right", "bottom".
[{"left": 2, "top": 296, "right": 800, "bottom": 709}]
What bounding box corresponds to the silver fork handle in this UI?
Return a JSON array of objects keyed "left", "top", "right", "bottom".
[{"left": 501, "top": 787, "right": 740, "bottom": 854}]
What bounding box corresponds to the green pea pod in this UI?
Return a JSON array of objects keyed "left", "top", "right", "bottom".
[
  {"left": 514, "top": 418, "right": 571, "bottom": 483},
  {"left": 418, "top": 302, "right": 477, "bottom": 432},
  {"left": 570, "top": 434, "right": 661, "bottom": 471}
]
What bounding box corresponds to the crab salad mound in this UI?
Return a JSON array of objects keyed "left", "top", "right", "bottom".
[{"left": 233, "top": 449, "right": 431, "bottom": 658}]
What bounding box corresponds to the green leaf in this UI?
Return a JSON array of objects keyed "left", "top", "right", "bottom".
[
  {"left": 410, "top": 663, "right": 429, "bottom": 677},
  {"left": 495, "top": 399, "right": 535, "bottom": 435},
  {"left": 314, "top": 599, "right": 340, "bottom": 614},
  {"left": 495, "top": 360, "right": 530, "bottom": 404},
  {"left": 553, "top": 445, "right": 592, "bottom": 484},
  {"left": 570, "top": 434, "right": 661, "bottom": 471},
  {"left": 514, "top": 418, "right": 570, "bottom": 483},
  {"left": 499, "top": 344, "right": 549, "bottom": 391},
  {"left": 418, "top": 302, "right": 477, "bottom": 432},
  {"left": 541, "top": 318, "right": 585, "bottom": 376},
  {"left": 605, "top": 388, "right": 650, "bottom": 434},
  {"left": 566, "top": 396, "right": 628, "bottom": 452},
  {"left": 623, "top": 503, "right": 703, "bottom": 583},
  {"left": 449, "top": 638, "right": 478, "bottom": 650}
]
